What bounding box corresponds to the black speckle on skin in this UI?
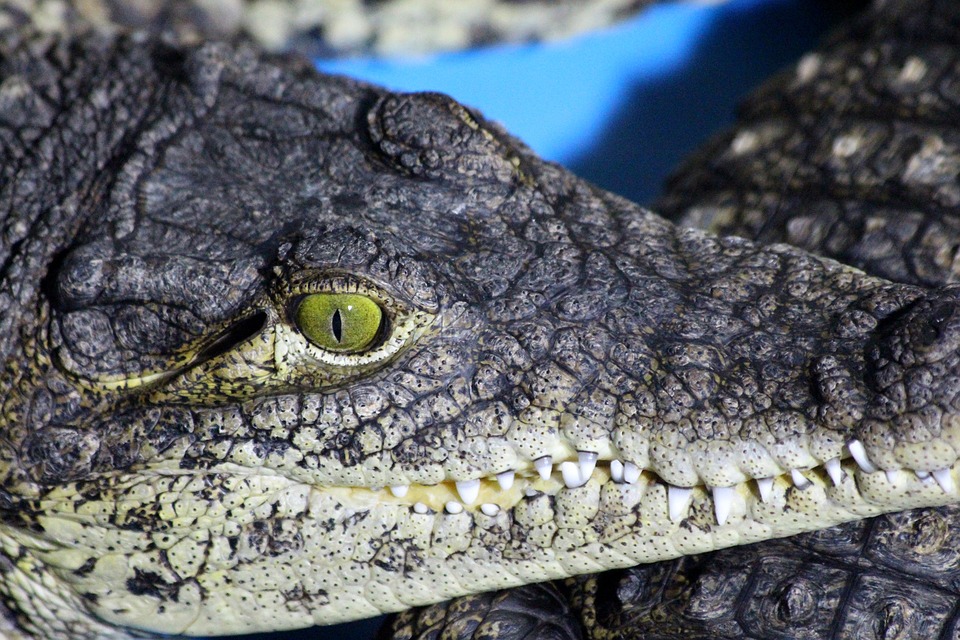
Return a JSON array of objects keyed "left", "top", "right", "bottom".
[
  {"left": 125, "top": 569, "right": 181, "bottom": 603},
  {"left": 73, "top": 557, "right": 97, "bottom": 577}
]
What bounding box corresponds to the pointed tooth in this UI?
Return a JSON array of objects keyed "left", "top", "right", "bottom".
[
  {"left": 848, "top": 440, "right": 878, "bottom": 473},
  {"left": 610, "top": 460, "right": 625, "bottom": 483},
  {"left": 623, "top": 462, "right": 641, "bottom": 484},
  {"left": 712, "top": 486, "right": 735, "bottom": 526},
  {"left": 933, "top": 468, "right": 954, "bottom": 493},
  {"left": 756, "top": 477, "right": 773, "bottom": 502},
  {"left": 413, "top": 502, "right": 429, "bottom": 514},
  {"left": 578, "top": 451, "right": 598, "bottom": 480},
  {"left": 560, "top": 461, "right": 586, "bottom": 488},
  {"left": 480, "top": 503, "right": 500, "bottom": 516},
  {"left": 885, "top": 470, "right": 898, "bottom": 483},
  {"left": 524, "top": 488, "right": 539, "bottom": 497},
  {"left": 825, "top": 457, "right": 842, "bottom": 486},
  {"left": 667, "top": 485, "right": 692, "bottom": 523},
  {"left": 389, "top": 485, "right": 409, "bottom": 498},
  {"left": 455, "top": 479, "right": 481, "bottom": 505},
  {"left": 496, "top": 470, "right": 515, "bottom": 491},
  {"left": 790, "top": 469, "right": 810, "bottom": 489},
  {"left": 916, "top": 470, "right": 931, "bottom": 480},
  {"left": 444, "top": 501, "right": 464, "bottom": 514},
  {"left": 534, "top": 456, "right": 553, "bottom": 480}
]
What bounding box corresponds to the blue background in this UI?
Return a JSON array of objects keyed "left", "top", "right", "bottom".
[{"left": 226, "top": 0, "right": 844, "bottom": 638}]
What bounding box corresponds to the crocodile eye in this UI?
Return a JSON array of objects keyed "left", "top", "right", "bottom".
[{"left": 295, "top": 293, "right": 383, "bottom": 353}]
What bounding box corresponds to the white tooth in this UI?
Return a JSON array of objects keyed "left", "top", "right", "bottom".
[
  {"left": 444, "top": 501, "right": 464, "bottom": 514},
  {"left": 790, "top": 469, "right": 810, "bottom": 489},
  {"left": 524, "top": 488, "right": 539, "bottom": 497},
  {"left": 933, "top": 468, "right": 954, "bottom": 493},
  {"left": 885, "top": 470, "right": 898, "bottom": 483},
  {"left": 825, "top": 457, "right": 842, "bottom": 486},
  {"left": 413, "top": 502, "right": 429, "bottom": 514},
  {"left": 756, "top": 477, "right": 774, "bottom": 502},
  {"left": 456, "top": 479, "right": 481, "bottom": 505},
  {"left": 578, "top": 451, "right": 598, "bottom": 480},
  {"left": 916, "top": 470, "right": 931, "bottom": 480},
  {"left": 667, "top": 485, "right": 692, "bottom": 523},
  {"left": 712, "top": 486, "right": 735, "bottom": 526},
  {"left": 389, "top": 485, "right": 409, "bottom": 498},
  {"left": 848, "top": 440, "right": 878, "bottom": 473},
  {"left": 496, "top": 470, "right": 515, "bottom": 491},
  {"left": 610, "top": 460, "right": 625, "bottom": 483},
  {"left": 623, "top": 462, "right": 641, "bottom": 484},
  {"left": 560, "top": 461, "right": 587, "bottom": 488},
  {"left": 534, "top": 456, "right": 552, "bottom": 480},
  {"left": 480, "top": 503, "right": 500, "bottom": 516}
]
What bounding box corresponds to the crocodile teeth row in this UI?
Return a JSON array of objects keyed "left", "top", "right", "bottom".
[
  {"left": 440, "top": 501, "right": 503, "bottom": 515},
  {"left": 416, "top": 438, "right": 957, "bottom": 522},
  {"left": 844, "top": 439, "right": 953, "bottom": 493}
]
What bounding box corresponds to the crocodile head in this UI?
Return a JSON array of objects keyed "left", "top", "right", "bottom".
[{"left": 4, "top": 36, "right": 960, "bottom": 638}]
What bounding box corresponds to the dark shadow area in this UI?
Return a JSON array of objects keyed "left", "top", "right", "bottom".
[
  {"left": 230, "top": 615, "right": 385, "bottom": 640},
  {"left": 570, "top": 0, "right": 859, "bottom": 206}
]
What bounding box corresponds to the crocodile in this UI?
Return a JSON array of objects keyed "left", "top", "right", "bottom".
[{"left": 2, "top": 2, "right": 960, "bottom": 640}]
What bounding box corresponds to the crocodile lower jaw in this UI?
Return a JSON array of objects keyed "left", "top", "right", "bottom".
[{"left": 22, "top": 448, "right": 960, "bottom": 636}]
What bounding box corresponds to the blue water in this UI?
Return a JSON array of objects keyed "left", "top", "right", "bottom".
[
  {"left": 224, "top": 1, "right": 838, "bottom": 638},
  {"left": 315, "top": 0, "right": 838, "bottom": 205},
  {"left": 317, "top": 1, "right": 709, "bottom": 170}
]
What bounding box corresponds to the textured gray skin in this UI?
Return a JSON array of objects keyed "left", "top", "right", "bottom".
[
  {"left": 387, "top": 0, "right": 960, "bottom": 638},
  {"left": 3, "top": 1, "right": 960, "bottom": 639}
]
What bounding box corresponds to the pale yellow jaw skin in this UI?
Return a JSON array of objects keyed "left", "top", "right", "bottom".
[{"left": 5, "top": 452, "right": 959, "bottom": 638}]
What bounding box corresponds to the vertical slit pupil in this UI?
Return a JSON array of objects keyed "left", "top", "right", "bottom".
[{"left": 332, "top": 308, "right": 343, "bottom": 343}]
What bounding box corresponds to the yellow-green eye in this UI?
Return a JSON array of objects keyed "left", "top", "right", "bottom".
[{"left": 295, "top": 293, "right": 383, "bottom": 353}]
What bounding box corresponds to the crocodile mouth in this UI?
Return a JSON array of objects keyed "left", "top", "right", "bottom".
[{"left": 350, "top": 438, "right": 959, "bottom": 526}]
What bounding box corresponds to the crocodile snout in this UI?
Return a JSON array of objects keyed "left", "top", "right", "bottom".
[
  {"left": 862, "top": 285, "right": 960, "bottom": 474},
  {"left": 875, "top": 284, "right": 960, "bottom": 358}
]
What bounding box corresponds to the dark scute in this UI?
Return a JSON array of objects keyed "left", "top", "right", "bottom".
[
  {"left": 383, "top": 581, "right": 584, "bottom": 640},
  {"left": 20, "top": 427, "right": 99, "bottom": 483}
]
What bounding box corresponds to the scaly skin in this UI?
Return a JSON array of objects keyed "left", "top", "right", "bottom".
[
  {"left": 3, "top": 9, "right": 960, "bottom": 640},
  {"left": 388, "top": 1, "right": 960, "bottom": 637}
]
